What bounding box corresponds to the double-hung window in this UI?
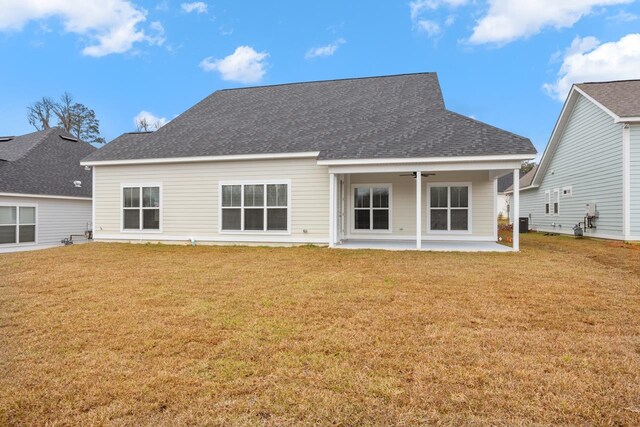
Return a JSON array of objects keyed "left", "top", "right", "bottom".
[
  {"left": 545, "top": 189, "right": 559, "bottom": 215},
  {"left": 0, "top": 205, "right": 36, "bottom": 244},
  {"left": 353, "top": 185, "right": 391, "bottom": 231},
  {"left": 428, "top": 184, "right": 471, "bottom": 232},
  {"left": 220, "top": 182, "right": 289, "bottom": 232},
  {"left": 122, "top": 185, "right": 161, "bottom": 231}
]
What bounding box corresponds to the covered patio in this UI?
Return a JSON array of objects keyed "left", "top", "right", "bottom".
[{"left": 322, "top": 157, "right": 527, "bottom": 252}]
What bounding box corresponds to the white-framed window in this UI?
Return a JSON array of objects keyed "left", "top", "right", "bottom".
[
  {"left": 427, "top": 183, "right": 472, "bottom": 233},
  {"left": 122, "top": 185, "right": 161, "bottom": 231},
  {"left": 562, "top": 186, "right": 573, "bottom": 197},
  {"left": 351, "top": 184, "right": 392, "bottom": 232},
  {"left": 545, "top": 189, "right": 560, "bottom": 215},
  {"left": 0, "top": 204, "right": 37, "bottom": 245},
  {"left": 219, "top": 181, "right": 290, "bottom": 233}
]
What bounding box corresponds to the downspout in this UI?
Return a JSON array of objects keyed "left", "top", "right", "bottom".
[{"left": 622, "top": 123, "right": 631, "bottom": 242}]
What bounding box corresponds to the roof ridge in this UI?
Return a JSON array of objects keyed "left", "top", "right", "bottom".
[
  {"left": 13, "top": 128, "right": 57, "bottom": 161},
  {"left": 145, "top": 72, "right": 441, "bottom": 141},
  {"left": 1, "top": 128, "right": 88, "bottom": 162},
  {"left": 217, "top": 72, "right": 438, "bottom": 92},
  {"left": 578, "top": 79, "right": 640, "bottom": 85}
]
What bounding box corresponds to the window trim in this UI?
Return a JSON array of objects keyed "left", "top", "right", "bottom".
[
  {"left": 0, "top": 202, "right": 38, "bottom": 246},
  {"left": 544, "top": 189, "right": 561, "bottom": 216},
  {"left": 544, "top": 190, "right": 551, "bottom": 216},
  {"left": 218, "top": 179, "right": 292, "bottom": 235},
  {"left": 426, "top": 182, "right": 473, "bottom": 235},
  {"left": 350, "top": 183, "right": 393, "bottom": 234},
  {"left": 120, "top": 183, "right": 163, "bottom": 233}
]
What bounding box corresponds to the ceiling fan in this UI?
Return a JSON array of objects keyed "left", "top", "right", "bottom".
[{"left": 399, "top": 172, "right": 436, "bottom": 178}]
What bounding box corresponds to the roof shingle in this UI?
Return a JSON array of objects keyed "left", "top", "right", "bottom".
[
  {"left": 84, "top": 73, "right": 536, "bottom": 163},
  {"left": 576, "top": 80, "right": 640, "bottom": 118},
  {"left": 0, "top": 128, "right": 96, "bottom": 198}
]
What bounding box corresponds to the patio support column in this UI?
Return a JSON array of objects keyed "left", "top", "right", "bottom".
[
  {"left": 512, "top": 168, "right": 520, "bottom": 252},
  {"left": 329, "top": 173, "right": 336, "bottom": 248},
  {"left": 416, "top": 171, "right": 422, "bottom": 250}
]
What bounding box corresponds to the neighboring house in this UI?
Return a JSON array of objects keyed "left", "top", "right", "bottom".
[
  {"left": 506, "top": 79, "right": 640, "bottom": 241},
  {"left": 496, "top": 170, "right": 526, "bottom": 221},
  {"left": 81, "top": 73, "right": 536, "bottom": 251},
  {"left": 0, "top": 128, "right": 96, "bottom": 250}
]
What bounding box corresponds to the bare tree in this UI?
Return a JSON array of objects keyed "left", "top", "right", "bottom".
[
  {"left": 136, "top": 116, "right": 151, "bottom": 132},
  {"left": 53, "top": 92, "right": 75, "bottom": 132},
  {"left": 136, "top": 117, "right": 164, "bottom": 132},
  {"left": 27, "top": 97, "right": 56, "bottom": 130},
  {"left": 26, "top": 92, "right": 105, "bottom": 144}
]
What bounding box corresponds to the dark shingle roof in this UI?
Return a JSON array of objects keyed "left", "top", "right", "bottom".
[
  {"left": 497, "top": 170, "right": 527, "bottom": 193},
  {"left": 577, "top": 80, "right": 640, "bottom": 118},
  {"left": 0, "top": 128, "right": 96, "bottom": 197},
  {"left": 0, "top": 131, "right": 51, "bottom": 161},
  {"left": 505, "top": 165, "right": 538, "bottom": 193},
  {"left": 84, "top": 73, "right": 536, "bottom": 163}
]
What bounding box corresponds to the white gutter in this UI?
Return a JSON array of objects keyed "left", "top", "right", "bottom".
[
  {"left": 81, "top": 151, "right": 321, "bottom": 167},
  {"left": 0, "top": 192, "right": 92, "bottom": 201},
  {"left": 317, "top": 153, "right": 536, "bottom": 166}
]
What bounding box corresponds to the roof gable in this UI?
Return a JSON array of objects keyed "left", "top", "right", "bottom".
[
  {"left": 528, "top": 81, "right": 632, "bottom": 190},
  {"left": 83, "top": 73, "right": 536, "bottom": 164}
]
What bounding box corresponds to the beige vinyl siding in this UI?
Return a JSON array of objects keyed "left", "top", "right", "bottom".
[
  {"left": 0, "top": 195, "right": 91, "bottom": 246},
  {"left": 93, "top": 158, "right": 330, "bottom": 243},
  {"left": 348, "top": 171, "right": 495, "bottom": 239},
  {"left": 519, "top": 95, "right": 624, "bottom": 238},
  {"left": 631, "top": 125, "right": 640, "bottom": 238}
]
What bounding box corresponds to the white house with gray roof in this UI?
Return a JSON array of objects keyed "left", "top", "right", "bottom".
[
  {"left": 0, "top": 128, "right": 95, "bottom": 251},
  {"left": 507, "top": 79, "right": 640, "bottom": 242},
  {"left": 82, "top": 73, "right": 536, "bottom": 251}
]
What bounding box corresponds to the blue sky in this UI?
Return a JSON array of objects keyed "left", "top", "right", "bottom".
[{"left": 1, "top": 1, "right": 639, "bottom": 157}]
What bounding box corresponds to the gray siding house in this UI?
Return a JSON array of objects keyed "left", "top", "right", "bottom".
[
  {"left": 0, "top": 129, "right": 95, "bottom": 251},
  {"left": 509, "top": 80, "right": 640, "bottom": 241},
  {"left": 82, "top": 73, "right": 536, "bottom": 251}
]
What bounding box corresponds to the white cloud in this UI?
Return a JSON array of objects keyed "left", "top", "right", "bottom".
[
  {"left": 607, "top": 10, "right": 639, "bottom": 22},
  {"left": 133, "top": 110, "right": 167, "bottom": 130},
  {"left": 409, "top": 0, "right": 468, "bottom": 21},
  {"left": 0, "top": 0, "right": 163, "bottom": 57},
  {"left": 305, "top": 38, "right": 346, "bottom": 59},
  {"left": 416, "top": 20, "right": 441, "bottom": 37},
  {"left": 543, "top": 34, "right": 640, "bottom": 100},
  {"left": 200, "top": 46, "right": 268, "bottom": 84},
  {"left": 181, "top": 2, "right": 207, "bottom": 14},
  {"left": 469, "top": 0, "right": 633, "bottom": 45},
  {"left": 409, "top": 0, "right": 467, "bottom": 38}
]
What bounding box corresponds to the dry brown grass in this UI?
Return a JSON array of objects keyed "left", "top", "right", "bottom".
[{"left": 1, "top": 234, "right": 639, "bottom": 426}]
